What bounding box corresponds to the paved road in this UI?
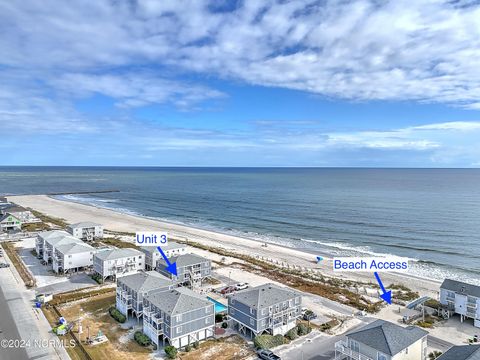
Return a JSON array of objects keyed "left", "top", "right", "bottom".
[
  {"left": 427, "top": 335, "right": 454, "bottom": 352},
  {"left": 0, "top": 283, "right": 30, "bottom": 360}
]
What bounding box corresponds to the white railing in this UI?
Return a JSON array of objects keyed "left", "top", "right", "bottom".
[{"left": 334, "top": 341, "right": 374, "bottom": 360}]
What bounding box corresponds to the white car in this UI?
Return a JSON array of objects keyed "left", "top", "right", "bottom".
[{"left": 235, "top": 282, "right": 249, "bottom": 290}]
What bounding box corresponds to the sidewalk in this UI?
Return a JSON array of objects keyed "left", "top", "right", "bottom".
[{"left": 0, "top": 245, "right": 70, "bottom": 360}]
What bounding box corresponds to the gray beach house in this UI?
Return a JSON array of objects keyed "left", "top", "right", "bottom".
[
  {"left": 142, "top": 287, "right": 215, "bottom": 349},
  {"left": 227, "top": 283, "right": 302, "bottom": 338},
  {"left": 116, "top": 271, "right": 175, "bottom": 320},
  {"left": 156, "top": 253, "right": 211, "bottom": 287},
  {"left": 334, "top": 319, "right": 428, "bottom": 360},
  {"left": 439, "top": 278, "right": 480, "bottom": 328}
]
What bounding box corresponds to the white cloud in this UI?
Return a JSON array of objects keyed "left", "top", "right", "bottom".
[{"left": 1, "top": 1, "right": 480, "bottom": 107}]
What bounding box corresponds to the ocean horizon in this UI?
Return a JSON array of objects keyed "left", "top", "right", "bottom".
[{"left": 1, "top": 166, "right": 480, "bottom": 285}]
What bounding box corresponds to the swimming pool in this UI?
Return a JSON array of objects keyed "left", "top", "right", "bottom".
[{"left": 207, "top": 297, "right": 228, "bottom": 313}]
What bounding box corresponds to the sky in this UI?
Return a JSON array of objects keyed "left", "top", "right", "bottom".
[{"left": 1, "top": 0, "right": 480, "bottom": 167}]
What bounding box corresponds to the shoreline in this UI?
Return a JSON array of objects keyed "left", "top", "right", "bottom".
[{"left": 10, "top": 194, "right": 442, "bottom": 298}]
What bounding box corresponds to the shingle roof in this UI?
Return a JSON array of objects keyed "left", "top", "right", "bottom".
[
  {"left": 55, "top": 242, "right": 94, "bottom": 255},
  {"left": 157, "top": 253, "right": 209, "bottom": 268},
  {"left": 68, "top": 222, "right": 102, "bottom": 229},
  {"left": 0, "top": 204, "right": 27, "bottom": 213},
  {"left": 346, "top": 320, "right": 428, "bottom": 356},
  {"left": 228, "top": 283, "right": 300, "bottom": 309},
  {"left": 118, "top": 271, "right": 173, "bottom": 292},
  {"left": 145, "top": 287, "right": 212, "bottom": 315},
  {"left": 39, "top": 230, "right": 72, "bottom": 241},
  {"left": 441, "top": 279, "right": 480, "bottom": 298},
  {"left": 140, "top": 241, "right": 187, "bottom": 254},
  {"left": 438, "top": 345, "right": 480, "bottom": 360},
  {"left": 47, "top": 235, "right": 83, "bottom": 247},
  {"left": 95, "top": 248, "right": 143, "bottom": 261}
]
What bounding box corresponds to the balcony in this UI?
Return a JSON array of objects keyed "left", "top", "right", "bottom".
[{"left": 334, "top": 341, "right": 374, "bottom": 360}]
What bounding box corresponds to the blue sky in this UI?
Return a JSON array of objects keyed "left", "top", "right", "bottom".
[{"left": 1, "top": 0, "right": 480, "bottom": 167}]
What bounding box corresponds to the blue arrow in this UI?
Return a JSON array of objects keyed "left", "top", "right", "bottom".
[
  {"left": 316, "top": 256, "right": 323, "bottom": 263},
  {"left": 157, "top": 246, "right": 177, "bottom": 276},
  {"left": 374, "top": 271, "right": 392, "bottom": 304}
]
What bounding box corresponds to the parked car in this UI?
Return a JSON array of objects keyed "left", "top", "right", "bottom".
[
  {"left": 302, "top": 309, "right": 317, "bottom": 321},
  {"left": 0, "top": 263, "right": 10, "bottom": 268},
  {"left": 235, "top": 282, "right": 249, "bottom": 290},
  {"left": 220, "top": 286, "right": 236, "bottom": 295},
  {"left": 257, "top": 349, "right": 281, "bottom": 360}
]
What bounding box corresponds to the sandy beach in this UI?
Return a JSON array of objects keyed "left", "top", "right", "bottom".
[{"left": 10, "top": 195, "right": 441, "bottom": 298}]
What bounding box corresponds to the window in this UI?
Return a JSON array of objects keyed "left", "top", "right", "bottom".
[
  {"left": 230, "top": 309, "right": 235, "bottom": 315},
  {"left": 68, "top": 255, "right": 72, "bottom": 258},
  {"left": 176, "top": 314, "right": 182, "bottom": 322},
  {"left": 176, "top": 326, "right": 182, "bottom": 334},
  {"left": 295, "top": 297, "right": 300, "bottom": 304},
  {"left": 250, "top": 318, "right": 254, "bottom": 326},
  {"left": 206, "top": 307, "right": 210, "bottom": 313},
  {"left": 205, "top": 318, "right": 210, "bottom": 324},
  {"left": 261, "top": 308, "right": 266, "bottom": 315},
  {"left": 350, "top": 340, "right": 359, "bottom": 353},
  {"left": 250, "top": 308, "right": 254, "bottom": 315},
  {"left": 377, "top": 353, "right": 387, "bottom": 360},
  {"left": 405, "top": 347, "right": 409, "bottom": 354}
]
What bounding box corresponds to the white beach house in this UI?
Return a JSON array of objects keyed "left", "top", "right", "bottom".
[
  {"left": 140, "top": 241, "right": 188, "bottom": 270},
  {"left": 67, "top": 222, "right": 104, "bottom": 241},
  {"left": 440, "top": 278, "right": 480, "bottom": 328},
  {"left": 335, "top": 319, "right": 428, "bottom": 360},
  {"left": 52, "top": 241, "right": 96, "bottom": 274},
  {"left": 94, "top": 248, "right": 145, "bottom": 281}
]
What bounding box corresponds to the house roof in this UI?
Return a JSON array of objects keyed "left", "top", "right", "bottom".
[
  {"left": 118, "top": 271, "right": 173, "bottom": 292},
  {"left": 145, "top": 287, "right": 212, "bottom": 315},
  {"left": 47, "top": 234, "right": 83, "bottom": 247},
  {"left": 68, "top": 222, "right": 102, "bottom": 229},
  {"left": 0, "top": 204, "right": 28, "bottom": 213},
  {"left": 0, "top": 213, "right": 21, "bottom": 223},
  {"left": 438, "top": 345, "right": 480, "bottom": 360},
  {"left": 441, "top": 279, "right": 480, "bottom": 298},
  {"left": 228, "top": 283, "right": 301, "bottom": 309},
  {"left": 55, "top": 242, "right": 94, "bottom": 255},
  {"left": 345, "top": 320, "right": 428, "bottom": 356},
  {"left": 140, "top": 241, "right": 187, "bottom": 254},
  {"left": 95, "top": 248, "right": 143, "bottom": 261},
  {"left": 157, "top": 253, "right": 209, "bottom": 268}
]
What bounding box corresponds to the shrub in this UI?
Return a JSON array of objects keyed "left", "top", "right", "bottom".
[
  {"left": 254, "top": 334, "right": 284, "bottom": 349},
  {"left": 285, "top": 328, "right": 298, "bottom": 341},
  {"left": 133, "top": 331, "right": 151, "bottom": 346},
  {"left": 215, "top": 313, "right": 224, "bottom": 323},
  {"left": 165, "top": 346, "right": 177, "bottom": 359},
  {"left": 193, "top": 341, "right": 199, "bottom": 349},
  {"left": 428, "top": 351, "right": 443, "bottom": 359},
  {"left": 297, "top": 323, "right": 311, "bottom": 336},
  {"left": 91, "top": 273, "right": 103, "bottom": 284},
  {"left": 109, "top": 307, "right": 126, "bottom": 323},
  {"left": 185, "top": 344, "right": 192, "bottom": 352},
  {"left": 221, "top": 322, "right": 228, "bottom": 329}
]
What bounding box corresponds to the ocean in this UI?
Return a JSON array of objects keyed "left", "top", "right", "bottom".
[{"left": 1, "top": 166, "right": 479, "bottom": 284}]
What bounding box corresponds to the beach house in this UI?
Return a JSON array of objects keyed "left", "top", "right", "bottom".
[
  {"left": 0, "top": 213, "right": 22, "bottom": 232},
  {"left": 36, "top": 230, "right": 84, "bottom": 263},
  {"left": 140, "top": 241, "right": 188, "bottom": 270},
  {"left": 437, "top": 345, "right": 480, "bottom": 360},
  {"left": 93, "top": 248, "right": 145, "bottom": 281},
  {"left": 142, "top": 287, "right": 215, "bottom": 349},
  {"left": 116, "top": 271, "right": 175, "bottom": 320},
  {"left": 440, "top": 279, "right": 480, "bottom": 328},
  {"left": 156, "top": 253, "right": 211, "bottom": 287},
  {"left": 0, "top": 204, "right": 39, "bottom": 224},
  {"left": 52, "top": 241, "right": 96, "bottom": 274},
  {"left": 334, "top": 319, "right": 428, "bottom": 360},
  {"left": 227, "top": 283, "right": 302, "bottom": 338},
  {"left": 67, "top": 221, "right": 104, "bottom": 241}
]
